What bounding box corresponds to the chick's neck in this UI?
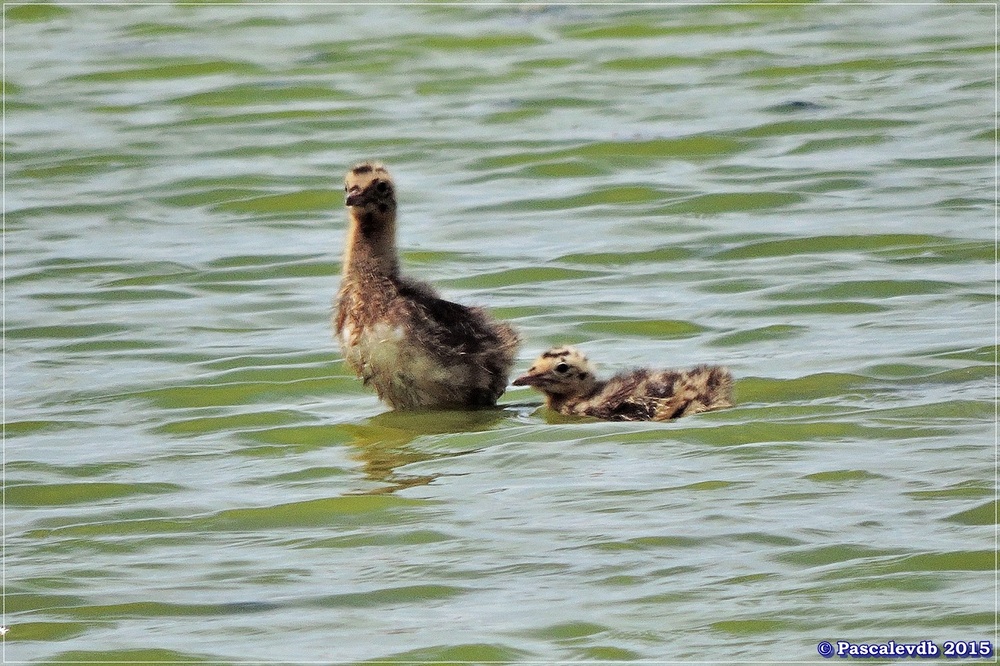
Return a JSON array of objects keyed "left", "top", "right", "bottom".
[{"left": 343, "top": 207, "right": 399, "bottom": 278}]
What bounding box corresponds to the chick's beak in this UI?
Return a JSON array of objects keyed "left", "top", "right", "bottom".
[
  {"left": 345, "top": 188, "right": 364, "bottom": 207},
  {"left": 512, "top": 373, "right": 543, "bottom": 387}
]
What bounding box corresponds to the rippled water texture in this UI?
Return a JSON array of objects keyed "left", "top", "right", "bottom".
[{"left": 6, "top": 3, "right": 995, "bottom": 663}]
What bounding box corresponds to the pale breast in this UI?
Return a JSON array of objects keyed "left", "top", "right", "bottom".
[
  {"left": 338, "top": 320, "right": 356, "bottom": 348},
  {"left": 346, "top": 322, "right": 471, "bottom": 408}
]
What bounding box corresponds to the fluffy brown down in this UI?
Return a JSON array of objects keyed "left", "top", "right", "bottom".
[
  {"left": 335, "top": 161, "right": 520, "bottom": 409},
  {"left": 514, "top": 346, "right": 733, "bottom": 421}
]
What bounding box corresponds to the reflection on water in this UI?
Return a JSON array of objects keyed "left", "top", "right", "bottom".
[{"left": 344, "top": 409, "right": 513, "bottom": 493}]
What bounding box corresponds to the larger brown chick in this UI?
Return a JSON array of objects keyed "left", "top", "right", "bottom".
[{"left": 334, "top": 161, "right": 520, "bottom": 409}]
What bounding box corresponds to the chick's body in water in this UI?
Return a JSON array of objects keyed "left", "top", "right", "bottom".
[
  {"left": 514, "top": 346, "right": 733, "bottom": 421},
  {"left": 334, "top": 161, "right": 520, "bottom": 409}
]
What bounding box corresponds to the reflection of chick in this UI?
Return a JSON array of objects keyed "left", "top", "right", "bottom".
[
  {"left": 513, "top": 346, "right": 734, "bottom": 421},
  {"left": 334, "top": 161, "right": 520, "bottom": 409}
]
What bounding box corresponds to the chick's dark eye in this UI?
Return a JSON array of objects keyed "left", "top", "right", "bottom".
[
  {"left": 555, "top": 362, "right": 569, "bottom": 373},
  {"left": 375, "top": 181, "right": 389, "bottom": 193}
]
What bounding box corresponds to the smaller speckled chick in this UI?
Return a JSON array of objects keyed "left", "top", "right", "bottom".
[{"left": 513, "top": 346, "right": 733, "bottom": 421}]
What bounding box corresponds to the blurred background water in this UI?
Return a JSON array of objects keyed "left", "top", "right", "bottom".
[{"left": 5, "top": 2, "right": 995, "bottom": 663}]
